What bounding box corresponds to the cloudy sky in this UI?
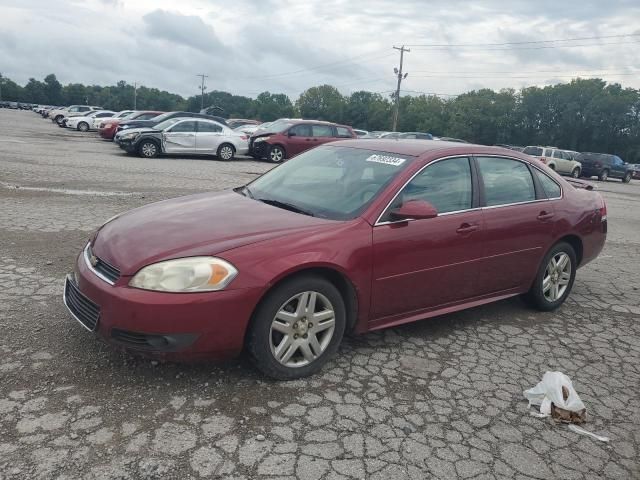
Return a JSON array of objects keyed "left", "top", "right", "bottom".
[{"left": 1, "top": 0, "right": 639, "bottom": 100}]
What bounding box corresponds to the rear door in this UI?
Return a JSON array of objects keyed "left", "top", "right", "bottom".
[
  {"left": 552, "top": 150, "right": 568, "bottom": 173},
  {"left": 475, "top": 156, "right": 557, "bottom": 295},
  {"left": 195, "top": 121, "right": 223, "bottom": 153},
  {"left": 286, "top": 124, "right": 313, "bottom": 156},
  {"left": 162, "top": 120, "right": 198, "bottom": 154},
  {"left": 371, "top": 156, "right": 484, "bottom": 321},
  {"left": 312, "top": 124, "right": 337, "bottom": 147}
]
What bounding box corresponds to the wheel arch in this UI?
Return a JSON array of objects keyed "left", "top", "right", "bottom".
[
  {"left": 245, "top": 265, "right": 359, "bottom": 343},
  {"left": 556, "top": 234, "right": 584, "bottom": 267}
]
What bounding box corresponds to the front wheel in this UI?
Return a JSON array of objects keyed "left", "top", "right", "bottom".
[
  {"left": 77, "top": 122, "right": 89, "bottom": 132},
  {"left": 138, "top": 140, "right": 159, "bottom": 158},
  {"left": 217, "top": 143, "right": 235, "bottom": 161},
  {"left": 523, "top": 242, "right": 576, "bottom": 312},
  {"left": 247, "top": 275, "right": 346, "bottom": 380},
  {"left": 268, "top": 145, "right": 286, "bottom": 163},
  {"left": 622, "top": 172, "right": 631, "bottom": 183},
  {"left": 571, "top": 167, "right": 580, "bottom": 178},
  {"left": 598, "top": 169, "right": 609, "bottom": 181}
]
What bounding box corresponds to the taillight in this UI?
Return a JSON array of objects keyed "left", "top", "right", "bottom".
[
  {"left": 540, "top": 157, "right": 547, "bottom": 164},
  {"left": 600, "top": 199, "right": 607, "bottom": 221},
  {"left": 240, "top": 135, "right": 248, "bottom": 140}
]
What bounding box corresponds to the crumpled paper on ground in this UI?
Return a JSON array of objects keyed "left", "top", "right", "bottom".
[{"left": 524, "top": 371, "right": 587, "bottom": 424}]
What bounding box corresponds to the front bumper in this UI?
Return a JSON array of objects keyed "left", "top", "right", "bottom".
[
  {"left": 63, "top": 248, "right": 263, "bottom": 360},
  {"left": 248, "top": 139, "right": 270, "bottom": 159}
]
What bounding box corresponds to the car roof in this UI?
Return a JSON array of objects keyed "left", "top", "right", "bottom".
[{"left": 327, "top": 139, "right": 530, "bottom": 158}]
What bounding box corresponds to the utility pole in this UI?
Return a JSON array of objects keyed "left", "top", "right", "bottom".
[
  {"left": 196, "top": 74, "right": 209, "bottom": 111},
  {"left": 133, "top": 82, "right": 137, "bottom": 110},
  {"left": 392, "top": 45, "right": 410, "bottom": 131}
]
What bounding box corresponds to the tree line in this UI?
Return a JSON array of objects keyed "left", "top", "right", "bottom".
[{"left": 2, "top": 73, "right": 638, "bottom": 162}]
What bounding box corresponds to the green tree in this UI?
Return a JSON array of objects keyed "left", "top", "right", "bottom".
[
  {"left": 43, "top": 74, "right": 63, "bottom": 104},
  {"left": 255, "top": 92, "right": 295, "bottom": 121},
  {"left": 296, "top": 85, "right": 346, "bottom": 122},
  {"left": 345, "top": 91, "right": 392, "bottom": 131}
]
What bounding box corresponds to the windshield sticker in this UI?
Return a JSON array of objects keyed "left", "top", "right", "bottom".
[{"left": 365, "top": 154, "right": 406, "bottom": 166}]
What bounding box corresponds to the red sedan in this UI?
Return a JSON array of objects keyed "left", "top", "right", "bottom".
[
  {"left": 64, "top": 141, "right": 607, "bottom": 379},
  {"left": 98, "top": 111, "right": 163, "bottom": 140}
]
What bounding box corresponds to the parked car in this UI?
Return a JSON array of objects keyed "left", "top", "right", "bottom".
[
  {"left": 117, "top": 111, "right": 228, "bottom": 135},
  {"left": 249, "top": 119, "right": 356, "bottom": 162},
  {"left": 522, "top": 146, "right": 582, "bottom": 178},
  {"left": 98, "top": 111, "right": 164, "bottom": 140},
  {"left": 116, "top": 118, "right": 248, "bottom": 160},
  {"left": 353, "top": 129, "right": 369, "bottom": 137},
  {"left": 226, "top": 119, "right": 262, "bottom": 129},
  {"left": 439, "top": 137, "right": 470, "bottom": 144},
  {"left": 64, "top": 141, "right": 606, "bottom": 379},
  {"left": 577, "top": 152, "right": 634, "bottom": 182},
  {"left": 92, "top": 110, "right": 133, "bottom": 130},
  {"left": 397, "top": 132, "right": 434, "bottom": 140},
  {"left": 50, "top": 105, "right": 102, "bottom": 125},
  {"left": 66, "top": 111, "right": 116, "bottom": 131}
]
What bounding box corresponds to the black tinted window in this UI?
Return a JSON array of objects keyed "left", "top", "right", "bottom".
[
  {"left": 478, "top": 157, "right": 535, "bottom": 206},
  {"left": 169, "top": 121, "right": 197, "bottom": 133},
  {"left": 533, "top": 169, "right": 561, "bottom": 198},
  {"left": 391, "top": 157, "right": 472, "bottom": 215},
  {"left": 198, "top": 121, "right": 222, "bottom": 133}
]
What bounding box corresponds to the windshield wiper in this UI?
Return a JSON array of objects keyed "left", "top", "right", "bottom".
[
  {"left": 237, "top": 185, "right": 254, "bottom": 199},
  {"left": 256, "top": 198, "right": 315, "bottom": 217}
]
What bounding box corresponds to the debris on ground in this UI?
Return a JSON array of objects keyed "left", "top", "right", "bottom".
[
  {"left": 568, "top": 424, "right": 610, "bottom": 442},
  {"left": 524, "top": 371, "right": 587, "bottom": 423}
]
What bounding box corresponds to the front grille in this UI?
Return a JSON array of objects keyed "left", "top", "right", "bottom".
[
  {"left": 250, "top": 140, "right": 269, "bottom": 158},
  {"left": 111, "top": 329, "right": 197, "bottom": 352},
  {"left": 87, "top": 244, "right": 120, "bottom": 284},
  {"left": 111, "top": 329, "right": 156, "bottom": 349},
  {"left": 64, "top": 276, "right": 100, "bottom": 331}
]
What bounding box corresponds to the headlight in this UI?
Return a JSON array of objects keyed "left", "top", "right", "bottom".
[
  {"left": 254, "top": 136, "right": 270, "bottom": 143},
  {"left": 129, "top": 257, "right": 238, "bottom": 292},
  {"left": 121, "top": 132, "right": 139, "bottom": 140}
]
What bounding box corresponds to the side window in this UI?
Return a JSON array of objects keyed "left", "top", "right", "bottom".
[
  {"left": 544, "top": 149, "right": 553, "bottom": 157},
  {"left": 140, "top": 113, "right": 157, "bottom": 120},
  {"left": 552, "top": 150, "right": 563, "bottom": 158},
  {"left": 289, "top": 124, "right": 312, "bottom": 137},
  {"left": 312, "top": 125, "right": 334, "bottom": 137},
  {"left": 68, "top": 107, "right": 79, "bottom": 112},
  {"left": 477, "top": 157, "right": 536, "bottom": 207},
  {"left": 97, "top": 113, "right": 113, "bottom": 118},
  {"left": 198, "top": 122, "right": 222, "bottom": 133},
  {"left": 336, "top": 127, "right": 352, "bottom": 138},
  {"left": 168, "top": 121, "right": 197, "bottom": 133},
  {"left": 387, "top": 157, "right": 473, "bottom": 217},
  {"left": 533, "top": 169, "right": 561, "bottom": 199},
  {"left": 79, "top": 107, "right": 90, "bottom": 112},
  {"left": 613, "top": 156, "right": 624, "bottom": 165}
]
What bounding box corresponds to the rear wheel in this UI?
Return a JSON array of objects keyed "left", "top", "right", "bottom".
[
  {"left": 138, "top": 140, "right": 159, "bottom": 158},
  {"left": 598, "top": 169, "right": 609, "bottom": 181},
  {"left": 247, "top": 275, "right": 346, "bottom": 380},
  {"left": 622, "top": 172, "right": 631, "bottom": 183},
  {"left": 217, "top": 143, "right": 235, "bottom": 161},
  {"left": 77, "top": 122, "right": 89, "bottom": 132},
  {"left": 268, "top": 145, "right": 286, "bottom": 163},
  {"left": 523, "top": 242, "right": 576, "bottom": 311},
  {"left": 571, "top": 167, "right": 580, "bottom": 178}
]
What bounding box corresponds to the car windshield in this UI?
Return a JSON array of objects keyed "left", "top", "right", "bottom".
[
  {"left": 246, "top": 146, "right": 413, "bottom": 220},
  {"left": 263, "top": 119, "right": 295, "bottom": 133},
  {"left": 523, "top": 146, "right": 543, "bottom": 156},
  {"left": 154, "top": 118, "right": 182, "bottom": 130},
  {"left": 149, "top": 112, "right": 178, "bottom": 122}
]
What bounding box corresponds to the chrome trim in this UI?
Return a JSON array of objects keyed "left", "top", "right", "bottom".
[
  {"left": 84, "top": 243, "right": 115, "bottom": 285},
  {"left": 376, "top": 207, "right": 482, "bottom": 226},
  {"left": 374, "top": 155, "right": 474, "bottom": 226},
  {"left": 62, "top": 275, "right": 96, "bottom": 332},
  {"left": 481, "top": 198, "right": 548, "bottom": 210}
]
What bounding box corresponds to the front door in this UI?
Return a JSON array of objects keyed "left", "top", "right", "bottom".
[
  {"left": 371, "top": 157, "right": 483, "bottom": 322},
  {"left": 163, "top": 120, "right": 197, "bottom": 154},
  {"left": 474, "top": 156, "right": 557, "bottom": 294},
  {"left": 311, "top": 124, "right": 337, "bottom": 148},
  {"left": 195, "top": 121, "right": 224, "bottom": 153},
  {"left": 611, "top": 156, "right": 626, "bottom": 179},
  {"left": 286, "top": 124, "right": 314, "bottom": 156}
]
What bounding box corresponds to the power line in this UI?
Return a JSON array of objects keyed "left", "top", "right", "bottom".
[
  {"left": 405, "top": 33, "right": 640, "bottom": 48},
  {"left": 409, "top": 40, "right": 640, "bottom": 52}
]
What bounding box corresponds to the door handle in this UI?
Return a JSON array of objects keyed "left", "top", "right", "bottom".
[
  {"left": 456, "top": 223, "right": 478, "bottom": 234},
  {"left": 305, "top": 138, "right": 312, "bottom": 141},
  {"left": 537, "top": 211, "right": 555, "bottom": 221}
]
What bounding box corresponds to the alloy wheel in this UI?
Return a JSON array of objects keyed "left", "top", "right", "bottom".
[
  {"left": 572, "top": 168, "right": 580, "bottom": 178},
  {"left": 270, "top": 147, "right": 284, "bottom": 163},
  {"left": 79, "top": 123, "right": 89, "bottom": 132},
  {"left": 269, "top": 291, "right": 336, "bottom": 367},
  {"left": 141, "top": 142, "right": 157, "bottom": 158},
  {"left": 219, "top": 145, "right": 234, "bottom": 160},
  {"left": 542, "top": 253, "right": 571, "bottom": 302}
]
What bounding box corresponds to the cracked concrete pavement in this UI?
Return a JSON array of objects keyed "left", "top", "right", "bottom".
[{"left": 1, "top": 109, "right": 639, "bottom": 479}]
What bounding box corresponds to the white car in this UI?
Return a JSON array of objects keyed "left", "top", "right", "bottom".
[
  {"left": 92, "top": 110, "right": 133, "bottom": 129},
  {"left": 522, "top": 146, "right": 583, "bottom": 178},
  {"left": 66, "top": 111, "right": 116, "bottom": 132},
  {"left": 116, "top": 118, "right": 249, "bottom": 160},
  {"left": 50, "top": 105, "right": 102, "bottom": 126}
]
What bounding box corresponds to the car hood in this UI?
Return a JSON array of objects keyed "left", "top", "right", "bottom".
[{"left": 92, "top": 190, "right": 337, "bottom": 275}]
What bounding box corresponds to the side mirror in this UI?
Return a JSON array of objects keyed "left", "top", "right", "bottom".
[
  {"left": 390, "top": 199, "right": 438, "bottom": 221},
  {"left": 288, "top": 130, "right": 296, "bottom": 137}
]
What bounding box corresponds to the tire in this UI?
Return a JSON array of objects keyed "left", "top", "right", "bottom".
[
  {"left": 54, "top": 115, "right": 63, "bottom": 124},
  {"left": 268, "top": 145, "right": 286, "bottom": 163},
  {"left": 77, "top": 122, "right": 89, "bottom": 132},
  {"left": 571, "top": 167, "right": 580, "bottom": 178},
  {"left": 217, "top": 143, "right": 236, "bottom": 161},
  {"left": 622, "top": 172, "right": 631, "bottom": 183},
  {"left": 523, "top": 242, "right": 577, "bottom": 312},
  {"left": 247, "top": 275, "right": 346, "bottom": 380},
  {"left": 598, "top": 169, "right": 608, "bottom": 181},
  {"left": 548, "top": 164, "right": 556, "bottom": 171},
  {"left": 138, "top": 140, "right": 159, "bottom": 158}
]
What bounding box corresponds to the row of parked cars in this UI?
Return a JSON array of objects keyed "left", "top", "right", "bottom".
[{"left": 28, "top": 104, "right": 639, "bottom": 177}]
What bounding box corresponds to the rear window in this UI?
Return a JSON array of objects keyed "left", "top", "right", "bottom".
[
  {"left": 523, "top": 146, "right": 543, "bottom": 156},
  {"left": 336, "top": 127, "right": 352, "bottom": 138},
  {"left": 533, "top": 169, "right": 561, "bottom": 199}
]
